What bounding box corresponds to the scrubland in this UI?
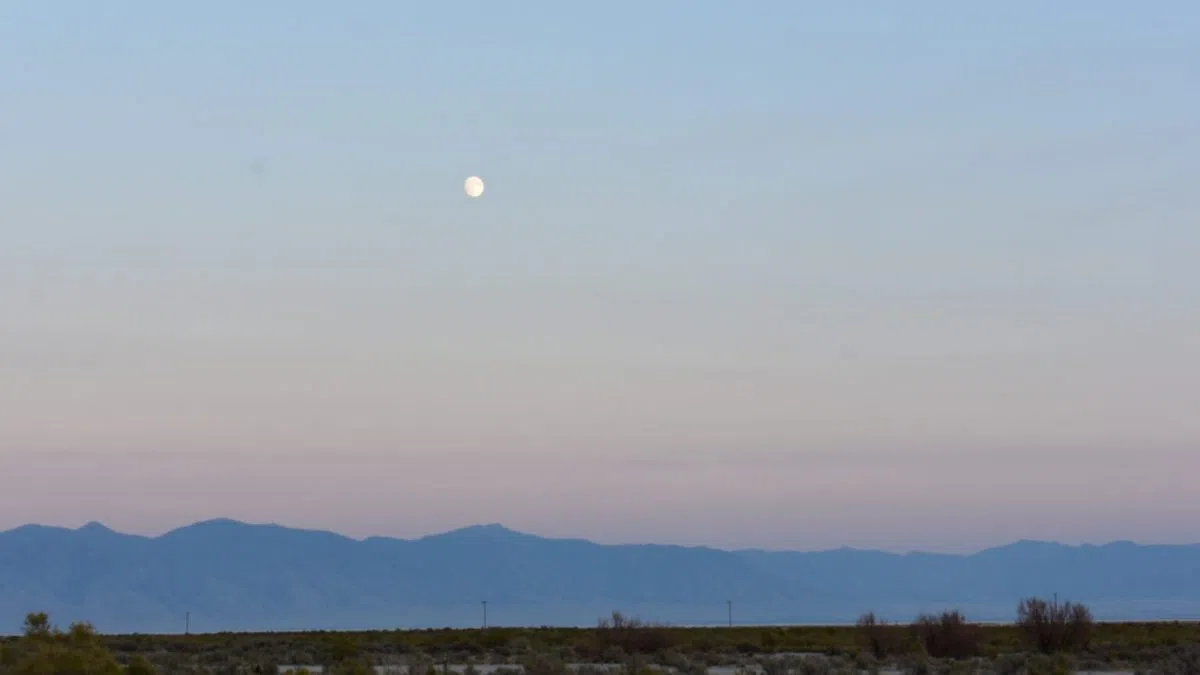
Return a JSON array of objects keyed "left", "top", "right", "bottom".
[{"left": 2, "top": 598, "right": 1198, "bottom": 675}]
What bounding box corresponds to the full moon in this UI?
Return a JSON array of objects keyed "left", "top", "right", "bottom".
[{"left": 464, "top": 176, "right": 485, "bottom": 198}]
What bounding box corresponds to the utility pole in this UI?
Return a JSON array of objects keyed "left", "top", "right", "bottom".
[
  {"left": 482, "top": 601, "right": 488, "bottom": 629},
  {"left": 185, "top": 612, "right": 190, "bottom": 635},
  {"left": 727, "top": 600, "right": 732, "bottom": 628}
]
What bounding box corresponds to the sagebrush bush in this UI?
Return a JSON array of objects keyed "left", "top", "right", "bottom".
[{"left": 1145, "top": 643, "right": 1200, "bottom": 675}]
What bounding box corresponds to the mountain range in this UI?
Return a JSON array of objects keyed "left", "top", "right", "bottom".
[{"left": 1, "top": 519, "right": 1197, "bottom": 634}]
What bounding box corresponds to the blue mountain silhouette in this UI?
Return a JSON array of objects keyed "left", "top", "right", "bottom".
[{"left": 1, "top": 520, "right": 1196, "bottom": 634}]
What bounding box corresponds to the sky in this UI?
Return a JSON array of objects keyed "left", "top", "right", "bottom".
[{"left": 1, "top": 1, "right": 1198, "bottom": 553}]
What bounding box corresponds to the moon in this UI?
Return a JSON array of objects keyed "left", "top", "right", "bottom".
[{"left": 464, "top": 176, "right": 485, "bottom": 198}]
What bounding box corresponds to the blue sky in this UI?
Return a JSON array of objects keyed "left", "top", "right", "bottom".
[{"left": 1, "top": 2, "right": 1198, "bottom": 552}]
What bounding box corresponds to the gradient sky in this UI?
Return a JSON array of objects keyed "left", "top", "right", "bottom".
[{"left": 2, "top": 2, "right": 1198, "bottom": 553}]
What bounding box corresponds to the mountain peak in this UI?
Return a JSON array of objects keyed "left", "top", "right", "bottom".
[
  {"left": 976, "top": 539, "right": 1066, "bottom": 554},
  {"left": 192, "top": 517, "right": 248, "bottom": 528},
  {"left": 158, "top": 518, "right": 263, "bottom": 541},
  {"left": 422, "top": 523, "right": 534, "bottom": 542},
  {"left": 468, "top": 523, "right": 516, "bottom": 533}
]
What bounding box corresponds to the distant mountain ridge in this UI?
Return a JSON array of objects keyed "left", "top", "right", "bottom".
[{"left": 1, "top": 519, "right": 1197, "bottom": 634}]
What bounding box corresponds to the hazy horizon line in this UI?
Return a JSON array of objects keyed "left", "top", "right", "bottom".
[{"left": 6, "top": 516, "right": 1197, "bottom": 556}]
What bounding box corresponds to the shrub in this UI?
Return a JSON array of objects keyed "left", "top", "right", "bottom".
[
  {"left": 909, "top": 611, "right": 982, "bottom": 660},
  {"left": 595, "top": 612, "right": 675, "bottom": 656},
  {"left": 1016, "top": 597, "right": 1094, "bottom": 654},
  {"left": 1151, "top": 643, "right": 1200, "bottom": 675},
  {"left": 855, "top": 612, "right": 910, "bottom": 659},
  {"left": 328, "top": 635, "right": 360, "bottom": 664},
  {"left": 3, "top": 613, "right": 124, "bottom": 675},
  {"left": 126, "top": 655, "right": 159, "bottom": 675},
  {"left": 895, "top": 653, "right": 932, "bottom": 675},
  {"left": 520, "top": 652, "right": 568, "bottom": 675},
  {"left": 1023, "top": 652, "right": 1074, "bottom": 675},
  {"left": 331, "top": 659, "right": 375, "bottom": 675}
]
